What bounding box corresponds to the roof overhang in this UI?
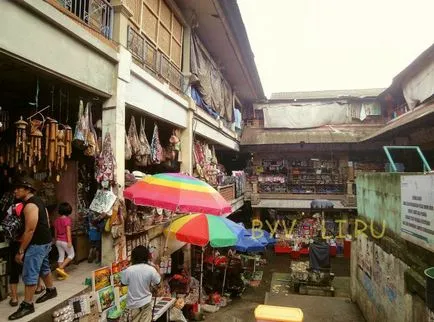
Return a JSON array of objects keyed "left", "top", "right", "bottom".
[
  {"left": 252, "top": 199, "right": 355, "bottom": 210},
  {"left": 241, "top": 125, "right": 383, "bottom": 145},
  {"left": 362, "top": 101, "right": 434, "bottom": 141},
  {"left": 176, "top": 0, "right": 265, "bottom": 103}
]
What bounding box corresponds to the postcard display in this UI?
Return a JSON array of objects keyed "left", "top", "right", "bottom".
[
  {"left": 92, "top": 262, "right": 129, "bottom": 315},
  {"left": 63, "top": 260, "right": 175, "bottom": 321}
]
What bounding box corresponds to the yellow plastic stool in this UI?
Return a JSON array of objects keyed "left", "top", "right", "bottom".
[{"left": 254, "top": 305, "right": 304, "bottom": 322}]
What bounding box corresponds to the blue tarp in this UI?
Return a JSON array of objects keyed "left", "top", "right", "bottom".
[
  {"left": 246, "top": 229, "right": 276, "bottom": 245},
  {"left": 310, "top": 199, "right": 334, "bottom": 209},
  {"left": 235, "top": 234, "right": 265, "bottom": 253}
]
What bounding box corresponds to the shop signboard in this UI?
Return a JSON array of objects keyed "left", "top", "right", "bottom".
[{"left": 401, "top": 175, "right": 434, "bottom": 252}]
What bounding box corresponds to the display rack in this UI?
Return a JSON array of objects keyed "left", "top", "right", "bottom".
[
  {"left": 257, "top": 159, "right": 288, "bottom": 193},
  {"left": 288, "top": 159, "right": 344, "bottom": 194}
]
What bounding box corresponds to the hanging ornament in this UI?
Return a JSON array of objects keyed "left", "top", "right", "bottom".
[
  {"left": 28, "top": 119, "right": 44, "bottom": 172},
  {"left": 56, "top": 129, "right": 66, "bottom": 171},
  {"left": 46, "top": 118, "right": 58, "bottom": 177},
  {"left": 14, "top": 117, "right": 28, "bottom": 164},
  {"left": 64, "top": 125, "right": 73, "bottom": 158}
]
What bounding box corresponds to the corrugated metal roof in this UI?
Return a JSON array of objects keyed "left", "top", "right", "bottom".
[
  {"left": 251, "top": 199, "right": 354, "bottom": 209},
  {"left": 270, "top": 88, "right": 385, "bottom": 101},
  {"left": 241, "top": 125, "right": 382, "bottom": 145}
]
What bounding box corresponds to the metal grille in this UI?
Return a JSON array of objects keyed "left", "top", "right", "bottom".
[
  {"left": 144, "top": 42, "right": 157, "bottom": 72},
  {"left": 56, "top": 0, "right": 113, "bottom": 39},
  {"left": 127, "top": 26, "right": 145, "bottom": 62}
]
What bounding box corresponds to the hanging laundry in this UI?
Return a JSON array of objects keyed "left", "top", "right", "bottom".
[{"left": 151, "top": 123, "right": 163, "bottom": 164}]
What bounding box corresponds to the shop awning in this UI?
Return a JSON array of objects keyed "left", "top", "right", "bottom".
[{"left": 251, "top": 199, "right": 355, "bottom": 210}]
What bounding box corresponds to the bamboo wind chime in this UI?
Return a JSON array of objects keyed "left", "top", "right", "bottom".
[
  {"left": 11, "top": 113, "right": 73, "bottom": 176},
  {"left": 14, "top": 117, "right": 28, "bottom": 164},
  {"left": 45, "top": 118, "right": 57, "bottom": 175},
  {"left": 28, "top": 118, "right": 44, "bottom": 173}
]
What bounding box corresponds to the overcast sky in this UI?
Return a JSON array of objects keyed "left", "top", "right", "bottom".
[{"left": 238, "top": 0, "right": 434, "bottom": 98}]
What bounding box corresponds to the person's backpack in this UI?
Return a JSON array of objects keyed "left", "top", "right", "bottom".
[{"left": 0, "top": 203, "right": 24, "bottom": 241}]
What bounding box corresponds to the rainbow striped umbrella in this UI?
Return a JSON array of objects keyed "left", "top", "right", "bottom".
[
  {"left": 164, "top": 213, "right": 245, "bottom": 248},
  {"left": 123, "top": 173, "right": 232, "bottom": 216},
  {"left": 164, "top": 213, "right": 245, "bottom": 308}
]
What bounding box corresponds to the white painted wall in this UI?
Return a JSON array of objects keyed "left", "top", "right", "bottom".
[
  {"left": 0, "top": 1, "right": 117, "bottom": 96},
  {"left": 125, "top": 64, "right": 189, "bottom": 128},
  {"left": 194, "top": 119, "right": 240, "bottom": 151}
]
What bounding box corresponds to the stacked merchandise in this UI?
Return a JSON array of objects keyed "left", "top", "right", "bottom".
[
  {"left": 257, "top": 160, "right": 288, "bottom": 193},
  {"left": 232, "top": 171, "right": 246, "bottom": 198},
  {"left": 353, "top": 162, "right": 384, "bottom": 176},
  {"left": 124, "top": 205, "right": 175, "bottom": 236},
  {"left": 258, "top": 175, "right": 287, "bottom": 193},
  {"left": 126, "top": 116, "right": 181, "bottom": 168},
  {"left": 288, "top": 159, "right": 343, "bottom": 194},
  {"left": 193, "top": 140, "right": 221, "bottom": 186}
]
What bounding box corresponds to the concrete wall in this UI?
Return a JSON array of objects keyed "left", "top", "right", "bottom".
[
  {"left": 0, "top": 0, "right": 118, "bottom": 96},
  {"left": 125, "top": 64, "right": 189, "bottom": 128},
  {"left": 352, "top": 173, "right": 434, "bottom": 322},
  {"left": 356, "top": 173, "right": 402, "bottom": 234},
  {"left": 194, "top": 119, "right": 240, "bottom": 151}
]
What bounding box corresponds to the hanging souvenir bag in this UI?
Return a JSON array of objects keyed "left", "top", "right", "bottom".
[
  {"left": 84, "top": 103, "right": 99, "bottom": 157},
  {"left": 127, "top": 116, "right": 140, "bottom": 156},
  {"left": 135, "top": 118, "right": 151, "bottom": 166},
  {"left": 125, "top": 129, "right": 132, "bottom": 161},
  {"left": 95, "top": 133, "right": 117, "bottom": 185},
  {"left": 72, "top": 100, "right": 86, "bottom": 150},
  {"left": 151, "top": 123, "right": 163, "bottom": 164}
]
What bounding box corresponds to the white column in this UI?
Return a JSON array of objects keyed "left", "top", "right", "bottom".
[
  {"left": 100, "top": 46, "right": 131, "bottom": 266},
  {"left": 180, "top": 98, "right": 195, "bottom": 174}
]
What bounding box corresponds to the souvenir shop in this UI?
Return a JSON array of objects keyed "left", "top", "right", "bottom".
[
  {"left": 0, "top": 54, "right": 122, "bottom": 300},
  {"left": 249, "top": 150, "right": 387, "bottom": 195},
  {"left": 122, "top": 106, "right": 184, "bottom": 258},
  {"left": 192, "top": 137, "right": 247, "bottom": 204}
]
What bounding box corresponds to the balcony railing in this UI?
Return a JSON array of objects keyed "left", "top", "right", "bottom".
[
  {"left": 56, "top": 0, "right": 113, "bottom": 39},
  {"left": 127, "top": 26, "right": 184, "bottom": 92}
]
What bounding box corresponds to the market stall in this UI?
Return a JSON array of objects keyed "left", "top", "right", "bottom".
[{"left": 0, "top": 58, "right": 122, "bottom": 300}]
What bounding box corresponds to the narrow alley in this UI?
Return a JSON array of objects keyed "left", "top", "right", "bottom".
[{"left": 203, "top": 250, "right": 364, "bottom": 322}]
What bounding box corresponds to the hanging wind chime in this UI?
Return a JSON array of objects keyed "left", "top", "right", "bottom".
[
  {"left": 28, "top": 118, "right": 44, "bottom": 172},
  {"left": 46, "top": 118, "right": 58, "bottom": 177},
  {"left": 64, "top": 125, "right": 73, "bottom": 158},
  {"left": 14, "top": 117, "right": 28, "bottom": 164},
  {"left": 56, "top": 128, "right": 66, "bottom": 171}
]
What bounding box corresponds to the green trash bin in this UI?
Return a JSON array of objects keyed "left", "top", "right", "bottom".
[{"left": 424, "top": 267, "right": 434, "bottom": 310}]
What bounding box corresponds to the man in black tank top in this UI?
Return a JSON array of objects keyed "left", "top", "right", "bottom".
[{"left": 8, "top": 176, "right": 57, "bottom": 320}]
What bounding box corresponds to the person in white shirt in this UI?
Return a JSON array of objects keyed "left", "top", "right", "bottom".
[{"left": 121, "top": 246, "right": 161, "bottom": 322}]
